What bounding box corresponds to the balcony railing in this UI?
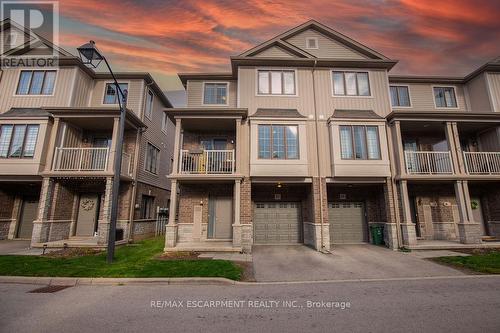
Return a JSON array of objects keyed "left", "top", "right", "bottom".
[
  {"left": 54, "top": 147, "right": 109, "bottom": 171},
  {"left": 405, "top": 151, "right": 453, "bottom": 174},
  {"left": 464, "top": 152, "right": 500, "bottom": 175},
  {"left": 180, "top": 149, "right": 235, "bottom": 174}
]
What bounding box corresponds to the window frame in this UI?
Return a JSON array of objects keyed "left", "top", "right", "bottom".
[
  {"left": 338, "top": 125, "right": 381, "bottom": 160},
  {"left": 102, "top": 81, "right": 129, "bottom": 105},
  {"left": 140, "top": 195, "right": 155, "bottom": 219},
  {"left": 144, "top": 89, "right": 154, "bottom": 120},
  {"left": 331, "top": 70, "right": 372, "bottom": 97},
  {"left": 432, "top": 85, "right": 459, "bottom": 109},
  {"left": 256, "top": 69, "right": 298, "bottom": 97},
  {"left": 305, "top": 37, "right": 319, "bottom": 49},
  {"left": 257, "top": 124, "right": 300, "bottom": 160},
  {"left": 144, "top": 142, "right": 160, "bottom": 175},
  {"left": 161, "top": 112, "right": 168, "bottom": 134},
  {"left": 0, "top": 124, "right": 39, "bottom": 159},
  {"left": 389, "top": 84, "right": 412, "bottom": 108},
  {"left": 202, "top": 81, "right": 229, "bottom": 106},
  {"left": 15, "top": 70, "right": 57, "bottom": 96}
]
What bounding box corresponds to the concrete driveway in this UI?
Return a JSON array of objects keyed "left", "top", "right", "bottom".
[{"left": 252, "top": 244, "right": 465, "bottom": 282}]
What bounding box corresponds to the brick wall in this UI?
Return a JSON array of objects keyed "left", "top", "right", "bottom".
[
  {"left": 133, "top": 182, "right": 170, "bottom": 220},
  {"left": 182, "top": 131, "right": 235, "bottom": 151},
  {"left": 0, "top": 188, "right": 15, "bottom": 219},
  {"left": 49, "top": 182, "right": 75, "bottom": 220},
  {"left": 240, "top": 178, "right": 251, "bottom": 225},
  {"left": 132, "top": 181, "right": 170, "bottom": 239}
]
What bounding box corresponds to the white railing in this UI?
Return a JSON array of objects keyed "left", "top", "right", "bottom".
[
  {"left": 180, "top": 149, "right": 235, "bottom": 174},
  {"left": 121, "top": 152, "right": 133, "bottom": 176},
  {"left": 405, "top": 151, "right": 453, "bottom": 174},
  {"left": 53, "top": 147, "right": 109, "bottom": 171},
  {"left": 464, "top": 152, "right": 500, "bottom": 175}
]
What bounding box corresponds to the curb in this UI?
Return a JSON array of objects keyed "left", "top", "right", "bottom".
[{"left": 0, "top": 274, "right": 499, "bottom": 286}]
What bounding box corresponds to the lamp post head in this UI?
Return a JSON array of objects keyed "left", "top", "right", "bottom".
[{"left": 77, "top": 40, "right": 104, "bottom": 68}]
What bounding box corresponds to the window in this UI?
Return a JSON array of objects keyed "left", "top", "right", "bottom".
[
  {"left": 145, "top": 90, "right": 153, "bottom": 119},
  {"left": 0, "top": 124, "right": 39, "bottom": 158},
  {"left": 16, "top": 70, "right": 56, "bottom": 95},
  {"left": 390, "top": 86, "right": 411, "bottom": 107},
  {"left": 140, "top": 195, "right": 155, "bottom": 219},
  {"left": 203, "top": 83, "right": 228, "bottom": 105},
  {"left": 103, "top": 83, "right": 128, "bottom": 104},
  {"left": 257, "top": 70, "right": 296, "bottom": 95},
  {"left": 145, "top": 142, "right": 160, "bottom": 174},
  {"left": 258, "top": 125, "right": 299, "bottom": 159},
  {"left": 434, "top": 87, "right": 457, "bottom": 108},
  {"left": 161, "top": 112, "right": 168, "bottom": 133},
  {"left": 339, "top": 125, "right": 380, "bottom": 160},
  {"left": 306, "top": 37, "right": 318, "bottom": 49},
  {"left": 332, "top": 71, "right": 370, "bottom": 96}
]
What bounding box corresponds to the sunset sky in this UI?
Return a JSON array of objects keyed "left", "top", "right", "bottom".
[{"left": 46, "top": 1, "right": 500, "bottom": 91}]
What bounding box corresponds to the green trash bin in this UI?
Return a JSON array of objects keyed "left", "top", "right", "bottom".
[{"left": 370, "top": 225, "right": 384, "bottom": 245}]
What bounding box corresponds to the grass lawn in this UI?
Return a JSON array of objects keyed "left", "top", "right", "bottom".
[
  {"left": 0, "top": 237, "right": 242, "bottom": 280},
  {"left": 433, "top": 250, "right": 500, "bottom": 274}
]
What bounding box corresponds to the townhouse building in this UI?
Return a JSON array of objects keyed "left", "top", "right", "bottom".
[
  {"left": 164, "top": 20, "right": 500, "bottom": 252},
  {"left": 0, "top": 19, "right": 175, "bottom": 247}
]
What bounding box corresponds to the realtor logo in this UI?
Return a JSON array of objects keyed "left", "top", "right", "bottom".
[{"left": 1, "top": 0, "right": 59, "bottom": 66}]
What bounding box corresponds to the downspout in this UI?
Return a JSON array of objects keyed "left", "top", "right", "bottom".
[
  {"left": 311, "top": 60, "right": 327, "bottom": 252},
  {"left": 127, "top": 126, "right": 144, "bottom": 242}
]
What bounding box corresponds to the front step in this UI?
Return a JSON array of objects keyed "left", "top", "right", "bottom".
[{"left": 482, "top": 236, "right": 500, "bottom": 242}]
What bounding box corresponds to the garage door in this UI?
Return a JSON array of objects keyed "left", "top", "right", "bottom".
[
  {"left": 328, "top": 202, "right": 367, "bottom": 244},
  {"left": 254, "top": 202, "right": 301, "bottom": 244}
]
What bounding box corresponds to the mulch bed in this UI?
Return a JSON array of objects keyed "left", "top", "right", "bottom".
[
  {"left": 43, "top": 248, "right": 103, "bottom": 258},
  {"left": 156, "top": 251, "right": 203, "bottom": 260}
]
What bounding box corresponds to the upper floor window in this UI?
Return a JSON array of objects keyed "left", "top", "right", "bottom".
[
  {"left": 103, "top": 83, "right": 128, "bottom": 104},
  {"left": 306, "top": 37, "right": 318, "bottom": 49},
  {"left": 390, "top": 85, "right": 411, "bottom": 107},
  {"left": 145, "top": 90, "right": 154, "bottom": 119},
  {"left": 433, "top": 86, "right": 457, "bottom": 108},
  {"left": 339, "top": 125, "right": 380, "bottom": 160},
  {"left": 203, "top": 83, "right": 228, "bottom": 105},
  {"left": 257, "top": 70, "right": 296, "bottom": 95},
  {"left": 161, "top": 112, "right": 168, "bottom": 133},
  {"left": 145, "top": 142, "right": 160, "bottom": 174},
  {"left": 16, "top": 70, "right": 56, "bottom": 95},
  {"left": 0, "top": 124, "right": 39, "bottom": 158},
  {"left": 258, "top": 124, "right": 298, "bottom": 159},
  {"left": 332, "top": 71, "right": 370, "bottom": 96}
]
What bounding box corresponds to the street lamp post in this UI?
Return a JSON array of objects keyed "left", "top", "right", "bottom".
[{"left": 77, "top": 41, "right": 126, "bottom": 263}]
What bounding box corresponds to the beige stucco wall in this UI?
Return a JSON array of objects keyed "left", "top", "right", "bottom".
[{"left": 186, "top": 80, "right": 237, "bottom": 108}]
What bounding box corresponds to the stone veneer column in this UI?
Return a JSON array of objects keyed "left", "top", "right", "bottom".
[
  {"left": 236, "top": 178, "right": 252, "bottom": 252},
  {"left": 383, "top": 177, "right": 399, "bottom": 250},
  {"left": 31, "top": 177, "right": 54, "bottom": 244},
  {"left": 97, "top": 177, "right": 113, "bottom": 245},
  {"left": 309, "top": 177, "right": 330, "bottom": 252},
  {"left": 454, "top": 180, "right": 482, "bottom": 244},
  {"left": 399, "top": 180, "right": 417, "bottom": 247},
  {"left": 164, "top": 179, "right": 178, "bottom": 249}
]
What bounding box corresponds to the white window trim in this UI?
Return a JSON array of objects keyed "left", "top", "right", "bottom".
[
  {"left": 144, "top": 89, "right": 154, "bottom": 120},
  {"left": 389, "top": 84, "right": 412, "bottom": 108},
  {"left": 431, "top": 85, "right": 460, "bottom": 109},
  {"left": 255, "top": 68, "right": 299, "bottom": 97},
  {"left": 144, "top": 141, "right": 161, "bottom": 175},
  {"left": 13, "top": 68, "right": 59, "bottom": 97},
  {"left": 330, "top": 69, "right": 373, "bottom": 98},
  {"left": 201, "top": 81, "right": 230, "bottom": 106},
  {"left": 161, "top": 112, "right": 168, "bottom": 134},
  {"left": 100, "top": 80, "right": 130, "bottom": 106},
  {"left": 305, "top": 37, "right": 319, "bottom": 49}
]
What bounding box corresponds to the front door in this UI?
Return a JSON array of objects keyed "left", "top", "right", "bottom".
[
  {"left": 471, "top": 197, "right": 488, "bottom": 236},
  {"left": 208, "top": 196, "right": 233, "bottom": 239},
  {"left": 16, "top": 197, "right": 39, "bottom": 239},
  {"left": 76, "top": 194, "right": 99, "bottom": 237}
]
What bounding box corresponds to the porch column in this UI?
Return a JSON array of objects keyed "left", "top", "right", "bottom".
[
  {"left": 383, "top": 177, "right": 399, "bottom": 250},
  {"left": 171, "top": 118, "right": 182, "bottom": 175},
  {"left": 235, "top": 118, "right": 241, "bottom": 174},
  {"left": 445, "top": 122, "right": 461, "bottom": 175},
  {"left": 165, "top": 179, "right": 178, "bottom": 249},
  {"left": 392, "top": 121, "right": 407, "bottom": 176},
  {"left": 97, "top": 177, "right": 113, "bottom": 245},
  {"left": 232, "top": 179, "right": 242, "bottom": 247},
  {"left": 31, "top": 177, "right": 54, "bottom": 244},
  {"left": 108, "top": 117, "right": 120, "bottom": 172},
  {"left": 44, "top": 118, "right": 61, "bottom": 172},
  {"left": 454, "top": 180, "right": 482, "bottom": 244},
  {"left": 399, "top": 180, "right": 417, "bottom": 246},
  {"left": 451, "top": 122, "right": 466, "bottom": 174}
]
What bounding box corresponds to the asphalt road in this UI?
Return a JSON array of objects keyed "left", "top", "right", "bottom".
[{"left": 1, "top": 276, "right": 500, "bottom": 333}]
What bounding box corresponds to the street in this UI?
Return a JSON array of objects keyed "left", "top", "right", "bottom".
[{"left": 1, "top": 276, "right": 500, "bottom": 333}]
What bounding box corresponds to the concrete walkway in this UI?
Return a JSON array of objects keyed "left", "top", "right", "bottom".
[
  {"left": 0, "top": 240, "right": 49, "bottom": 255},
  {"left": 252, "top": 244, "right": 466, "bottom": 282}
]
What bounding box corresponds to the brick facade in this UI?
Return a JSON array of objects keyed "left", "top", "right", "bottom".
[{"left": 132, "top": 181, "right": 170, "bottom": 240}]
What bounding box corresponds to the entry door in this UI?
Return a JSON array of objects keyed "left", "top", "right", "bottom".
[
  {"left": 329, "top": 202, "right": 367, "bottom": 244},
  {"left": 76, "top": 194, "right": 99, "bottom": 237},
  {"left": 17, "top": 197, "right": 39, "bottom": 239},
  {"left": 208, "top": 196, "right": 233, "bottom": 239},
  {"left": 471, "top": 197, "right": 487, "bottom": 236}
]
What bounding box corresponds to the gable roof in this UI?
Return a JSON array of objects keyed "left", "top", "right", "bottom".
[{"left": 240, "top": 20, "right": 389, "bottom": 60}]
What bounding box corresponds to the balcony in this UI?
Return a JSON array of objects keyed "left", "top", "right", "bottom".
[
  {"left": 53, "top": 147, "right": 133, "bottom": 176},
  {"left": 464, "top": 152, "right": 500, "bottom": 175},
  {"left": 404, "top": 151, "right": 453, "bottom": 174},
  {"left": 180, "top": 149, "right": 235, "bottom": 174}
]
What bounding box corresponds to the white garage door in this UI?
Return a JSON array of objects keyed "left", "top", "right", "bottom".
[
  {"left": 329, "top": 202, "right": 367, "bottom": 244},
  {"left": 254, "top": 202, "right": 302, "bottom": 244}
]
